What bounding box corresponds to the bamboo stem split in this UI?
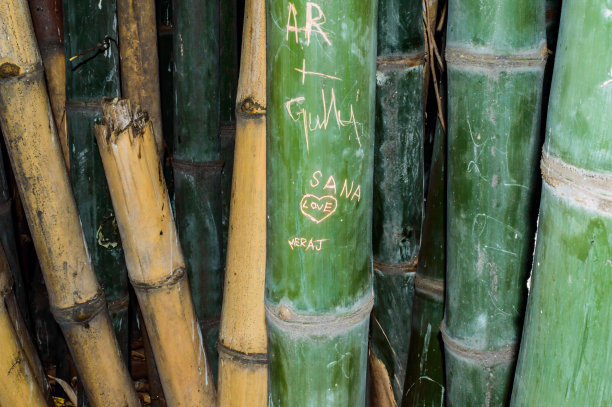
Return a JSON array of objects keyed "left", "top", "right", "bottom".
[
  {"left": 95, "top": 98, "right": 216, "bottom": 407},
  {"left": 0, "top": 2, "right": 140, "bottom": 405}
]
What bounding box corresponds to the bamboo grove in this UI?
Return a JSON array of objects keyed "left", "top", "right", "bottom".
[{"left": 3, "top": 0, "right": 612, "bottom": 406}]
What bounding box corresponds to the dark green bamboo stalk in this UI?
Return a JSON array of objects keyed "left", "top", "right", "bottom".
[
  {"left": 220, "top": 0, "right": 239, "bottom": 262},
  {"left": 442, "top": 1, "right": 546, "bottom": 405},
  {"left": 172, "top": 0, "right": 223, "bottom": 380},
  {"left": 266, "top": 1, "right": 377, "bottom": 405},
  {"left": 510, "top": 1, "right": 612, "bottom": 404},
  {"left": 369, "top": 0, "right": 425, "bottom": 405},
  {"left": 63, "top": 0, "right": 129, "bottom": 360},
  {"left": 402, "top": 118, "right": 445, "bottom": 407}
]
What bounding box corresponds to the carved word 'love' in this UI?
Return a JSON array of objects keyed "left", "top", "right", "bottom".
[{"left": 300, "top": 194, "right": 337, "bottom": 224}]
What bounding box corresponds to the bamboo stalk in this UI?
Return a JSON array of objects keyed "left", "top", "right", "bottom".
[
  {"left": 442, "top": 0, "right": 546, "bottom": 404},
  {"left": 63, "top": 0, "right": 131, "bottom": 363},
  {"left": 27, "top": 0, "right": 67, "bottom": 167},
  {"left": 0, "top": 2, "right": 140, "bottom": 405},
  {"left": 117, "top": 0, "right": 164, "bottom": 158},
  {"left": 402, "top": 118, "right": 446, "bottom": 407},
  {"left": 217, "top": 0, "right": 267, "bottom": 405},
  {"left": 220, "top": 0, "right": 239, "bottom": 264},
  {"left": 139, "top": 307, "right": 167, "bottom": 407},
  {"left": 155, "top": 0, "right": 173, "bottom": 159},
  {"left": 510, "top": 1, "right": 612, "bottom": 404},
  {"left": 369, "top": 0, "right": 425, "bottom": 404},
  {"left": 266, "top": 0, "right": 377, "bottom": 405},
  {"left": 0, "top": 140, "right": 29, "bottom": 328},
  {"left": 95, "top": 98, "right": 216, "bottom": 406},
  {"left": 1, "top": 238, "right": 50, "bottom": 402},
  {"left": 0, "top": 245, "right": 48, "bottom": 407},
  {"left": 172, "top": 0, "right": 224, "bottom": 380}
]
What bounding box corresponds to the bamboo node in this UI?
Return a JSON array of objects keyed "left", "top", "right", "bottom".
[
  {"left": 51, "top": 289, "right": 107, "bottom": 326},
  {"left": 0, "top": 63, "right": 21, "bottom": 78},
  {"left": 414, "top": 275, "right": 444, "bottom": 300},
  {"left": 440, "top": 322, "right": 518, "bottom": 367},
  {"left": 130, "top": 267, "right": 187, "bottom": 291},
  {"left": 217, "top": 342, "right": 268, "bottom": 365},
  {"left": 265, "top": 295, "right": 374, "bottom": 335},
  {"left": 237, "top": 97, "right": 266, "bottom": 115},
  {"left": 540, "top": 151, "right": 612, "bottom": 214},
  {"left": 373, "top": 259, "right": 418, "bottom": 275}
]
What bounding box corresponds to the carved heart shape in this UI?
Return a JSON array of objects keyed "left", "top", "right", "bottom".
[{"left": 300, "top": 194, "right": 338, "bottom": 224}]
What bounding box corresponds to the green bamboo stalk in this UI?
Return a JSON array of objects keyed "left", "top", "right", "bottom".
[
  {"left": 220, "top": 0, "right": 239, "bottom": 263},
  {"left": 63, "top": 0, "right": 130, "bottom": 362},
  {"left": 402, "top": 119, "right": 445, "bottom": 407},
  {"left": 266, "top": 1, "right": 377, "bottom": 405},
  {"left": 172, "top": 0, "right": 223, "bottom": 381},
  {"left": 510, "top": 1, "right": 612, "bottom": 404},
  {"left": 442, "top": 1, "right": 546, "bottom": 405},
  {"left": 369, "top": 0, "right": 425, "bottom": 404}
]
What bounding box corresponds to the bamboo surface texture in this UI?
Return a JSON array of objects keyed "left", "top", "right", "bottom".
[
  {"left": 63, "top": 0, "right": 130, "bottom": 359},
  {"left": 369, "top": 0, "right": 425, "bottom": 404},
  {"left": 0, "top": 245, "right": 48, "bottom": 407},
  {"left": 218, "top": 0, "right": 267, "bottom": 405},
  {"left": 117, "top": 0, "right": 164, "bottom": 157},
  {"left": 0, "top": 2, "right": 139, "bottom": 405},
  {"left": 266, "top": 0, "right": 377, "bottom": 405},
  {"left": 402, "top": 120, "right": 445, "bottom": 406},
  {"left": 172, "top": 0, "right": 224, "bottom": 377},
  {"left": 510, "top": 1, "right": 612, "bottom": 405},
  {"left": 442, "top": 1, "right": 546, "bottom": 405},
  {"left": 27, "top": 0, "right": 67, "bottom": 167},
  {"left": 95, "top": 98, "right": 216, "bottom": 407}
]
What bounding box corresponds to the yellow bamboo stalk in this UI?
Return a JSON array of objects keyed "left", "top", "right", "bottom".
[
  {"left": 0, "top": 2, "right": 140, "bottom": 406},
  {"left": 217, "top": 0, "right": 267, "bottom": 405},
  {"left": 0, "top": 244, "right": 48, "bottom": 406},
  {"left": 116, "top": 0, "right": 164, "bottom": 157},
  {"left": 5, "top": 284, "right": 49, "bottom": 397},
  {"left": 95, "top": 98, "right": 216, "bottom": 407}
]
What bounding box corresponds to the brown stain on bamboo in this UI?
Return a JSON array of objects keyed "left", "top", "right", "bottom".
[
  {"left": 217, "top": 0, "right": 268, "bottom": 405},
  {"left": 117, "top": 0, "right": 164, "bottom": 158},
  {"left": 95, "top": 98, "right": 216, "bottom": 406},
  {"left": 0, "top": 2, "right": 140, "bottom": 405}
]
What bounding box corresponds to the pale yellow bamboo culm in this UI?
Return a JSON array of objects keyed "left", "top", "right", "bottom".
[
  {"left": 217, "top": 0, "right": 268, "bottom": 405},
  {"left": 0, "top": 245, "right": 48, "bottom": 406},
  {"left": 95, "top": 99, "right": 216, "bottom": 407},
  {"left": 0, "top": 2, "right": 140, "bottom": 406}
]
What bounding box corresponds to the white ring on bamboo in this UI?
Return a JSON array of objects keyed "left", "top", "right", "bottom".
[
  {"left": 265, "top": 294, "right": 374, "bottom": 335},
  {"left": 541, "top": 151, "right": 612, "bottom": 215}
]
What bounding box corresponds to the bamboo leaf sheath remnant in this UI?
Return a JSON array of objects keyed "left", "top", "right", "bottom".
[{"left": 266, "top": 1, "right": 377, "bottom": 405}]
